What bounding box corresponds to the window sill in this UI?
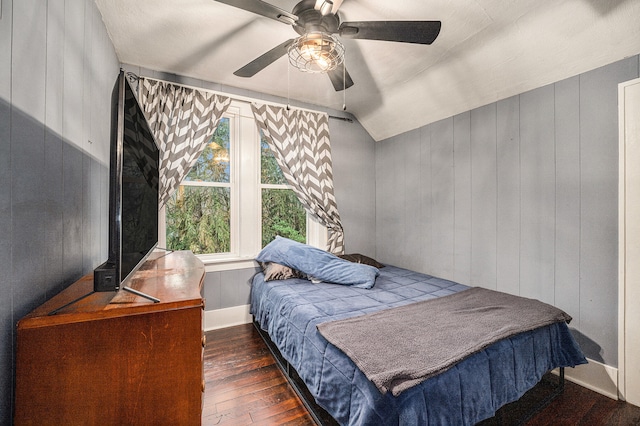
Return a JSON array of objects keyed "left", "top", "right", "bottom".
[{"left": 199, "top": 254, "right": 259, "bottom": 272}]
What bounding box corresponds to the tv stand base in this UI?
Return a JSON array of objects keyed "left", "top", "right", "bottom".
[{"left": 123, "top": 285, "right": 160, "bottom": 303}]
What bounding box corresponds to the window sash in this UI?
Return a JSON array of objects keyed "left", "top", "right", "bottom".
[{"left": 180, "top": 181, "right": 231, "bottom": 188}]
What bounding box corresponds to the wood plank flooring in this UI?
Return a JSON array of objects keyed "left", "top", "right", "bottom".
[
  {"left": 202, "top": 323, "right": 314, "bottom": 425},
  {"left": 203, "top": 324, "right": 640, "bottom": 425}
]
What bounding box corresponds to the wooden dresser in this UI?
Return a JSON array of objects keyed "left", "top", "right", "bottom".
[{"left": 14, "top": 250, "right": 205, "bottom": 426}]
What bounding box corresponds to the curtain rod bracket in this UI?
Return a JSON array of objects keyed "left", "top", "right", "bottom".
[
  {"left": 329, "top": 115, "right": 353, "bottom": 123},
  {"left": 125, "top": 71, "right": 140, "bottom": 82}
]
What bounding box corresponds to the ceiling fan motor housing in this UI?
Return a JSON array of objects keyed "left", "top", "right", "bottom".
[{"left": 292, "top": 0, "right": 340, "bottom": 35}]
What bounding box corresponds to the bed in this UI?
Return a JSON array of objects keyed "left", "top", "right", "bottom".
[{"left": 250, "top": 237, "right": 587, "bottom": 425}]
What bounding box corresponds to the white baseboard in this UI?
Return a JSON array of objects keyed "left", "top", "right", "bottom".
[
  {"left": 555, "top": 357, "right": 619, "bottom": 400},
  {"left": 204, "top": 305, "right": 252, "bottom": 331}
]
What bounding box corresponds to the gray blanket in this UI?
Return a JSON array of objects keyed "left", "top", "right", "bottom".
[{"left": 317, "top": 287, "right": 572, "bottom": 396}]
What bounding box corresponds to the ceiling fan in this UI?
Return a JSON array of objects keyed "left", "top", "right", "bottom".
[{"left": 213, "top": 0, "right": 441, "bottom": 91}]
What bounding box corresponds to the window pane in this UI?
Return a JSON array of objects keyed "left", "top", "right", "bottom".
[
  {"left": 260, "top": 134, "right": 287, "bottom": 185},
  {"left": 185, "top": 118, "right": 230, "bottom": 183},
  {"left": 165, "top": 186, "right": 231, "bottom": 254},
  {"left": 262, "top": 188, "right": 306, "bottom": 247}
]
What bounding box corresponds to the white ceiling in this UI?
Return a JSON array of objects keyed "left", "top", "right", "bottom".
[{"left": 95, "top": 0, "right": 640, "bottom": 141}]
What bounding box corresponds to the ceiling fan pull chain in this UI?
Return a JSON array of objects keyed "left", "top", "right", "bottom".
[
  {"left": 287, "top": 59, "right": 291, "bottom": 111},
  {"left": 342, "top": 52, "right": 347, "bottom": 111}
]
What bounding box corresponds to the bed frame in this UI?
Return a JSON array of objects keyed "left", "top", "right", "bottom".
[
  {"left": 253, "top": 320, "right": 565, "bottom": 425},
  {"left": 254, "top": 320, "right": 338, "bottom": 425}
]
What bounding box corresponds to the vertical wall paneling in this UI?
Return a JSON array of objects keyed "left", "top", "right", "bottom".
[
  {"left": 519, "top": 85, "right": 556, "bottom": 304},
  {"left": 0, "top": 1, "right": 119, "bottom": 421},
  {"left": 0, "top": 0, "right": 10, "bottom": 98},
  {"left": 11, "top": 0, "right": 46, "bottom": 117},
  {"left": 100, "top": 162, "right": 109, "bottom": 265},
  {"left": 82, "top": 0, "right": 95, "bottom": 274},
  {"left": 89, "top": 2, "right": 102, "bottom": 154},
  {"left": 63, "top": 0, "right": 84, "bottom": 150},
  {"left": 202, "top": 267, "right": 259, "bottom": 312},
  {"left": 389, "top": 133, "right": 407, "bottom": 265},
  {"left": 220, "top": 269, "right": 256, "bottom": 307},
  {"left": 0, "top": 0, "right": 12, "bottom": 421},
  {"left": 330, "top": 118, "right": 376, "bottom": 255},
  {"left": 419, "top": 126, "right": 432, "bottom": 272},
  {"left": 430, "top": 119, "right": 455, "bottom": 280},
  {"left": 579, "top": 58, "right": 638, "bottom": 364},
  {"left": 453, "top": 112, "right": 472, "bottom": 285},
  {"left": 377, "top": 139, "right": 402, "bottom": 264},
  {"left": 554, "top": 76, "right": 581, "bottom": 324},
  {"left": 45, "top": 0, "right": 64, "bottom": 137},
  {"left": 375, "top": 56, "right": 640, "bottom": 366},
  {"left": 496, "top": 96, "right": 521, "bottom": 295},
  {"left": 44, "top": 0, "right": 65, "bottom": 297},
  {"left": 11, "top": 0, "right": 48, "bottom": 318},
  {"left": 62, "top": 0, "right": 86, "bottom": 282},
  {"left": 82, "top": 0, "right": 92, "bottom": 154},
  {"left": 62, "top": 143, "right": 85, "bottom": 282},
  {"left": 89, "top": 159, "right": 102, "bottom": 269},
  {"left": 82, "top": 153, "right": 92, "bottom": 274},
  {"left": 203, "top": 272, "right": 222, "bottom": 310},
  {"left": 94, "top": 12, "right": 118, "bottom": 166},
  {"left": 374, "top": 140, "right": 384, "bottom": 258},
  {"left": 220, "top": 270, "right": 240, "bottom": 307},
  {"left": 404, "top": 129, "right": 423, "bottom": 272},
  {"left": 375, "top": 140, "right": 391, "bottom": 261},
  {"left": 470, "top": 104, "right": 497, "bottom": 289}
]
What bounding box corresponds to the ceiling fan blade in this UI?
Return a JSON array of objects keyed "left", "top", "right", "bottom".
[
  {"left": 234, "top": 39, "right": 295, "bottom": 77},
  {"left": 213, "top": 0, "right": 298, "bottom": 25},
  {"left": 331, "top": 0, "right": 344, "bottom": 14},
  {"left": 339, "top": 21, "right": 441, "bottom": 45},
  {"left": 327, "top": 64, "right": 354, "bottom": 91}
]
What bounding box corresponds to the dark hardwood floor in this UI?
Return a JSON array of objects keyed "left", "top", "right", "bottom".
[
  {"left": 203, "top": 324, "right": 640, "bottom": 425},
  {"left": 202, "top": 323, "right": 314, "bottom": 425}
]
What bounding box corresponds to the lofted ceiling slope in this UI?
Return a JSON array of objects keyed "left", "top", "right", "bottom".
[{"left": 95, "top": 0, "right": 640, "bottom": 141}]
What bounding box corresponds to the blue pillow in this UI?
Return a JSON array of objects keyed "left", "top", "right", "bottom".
[{"left": 256, "top": 237, "right": 379, "bottom": 289}]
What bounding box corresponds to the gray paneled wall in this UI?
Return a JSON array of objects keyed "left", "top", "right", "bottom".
[
  {"left": 376, "top": 56, "right": 640, "bottom": 367},
  {"left": 203, "top": 267, "right": 260, "bottom": 310},
  {"left": 0, "top": 0, "right": 119, "bottom": 422},
  {"left": 329, "top": 116, "right": 377, "bottom": 255}
]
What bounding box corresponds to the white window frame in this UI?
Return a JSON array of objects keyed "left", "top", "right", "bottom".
[{"left": 158, "top": 99, "right": 326, "bottom": 272}]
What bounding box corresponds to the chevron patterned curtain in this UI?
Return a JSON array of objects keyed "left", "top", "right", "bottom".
[
  {"left": 251, "top": 103, "right": 345, "bottom": 254},
  {"left": 139, "top": 78, "right": 232, "bottom": 207}
]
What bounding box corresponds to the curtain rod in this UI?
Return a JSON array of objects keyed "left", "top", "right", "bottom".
[{"left": 126, "top": 72, "right": 353, "bottom": 124}]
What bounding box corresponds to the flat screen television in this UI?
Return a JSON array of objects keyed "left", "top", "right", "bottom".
[{"left": 94, "top": 70, "right": 160, "bottom": 293}]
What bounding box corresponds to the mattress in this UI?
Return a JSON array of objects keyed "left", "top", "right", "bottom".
[{"left": 250, "top": 264, "right": 587, "bottom": 425}]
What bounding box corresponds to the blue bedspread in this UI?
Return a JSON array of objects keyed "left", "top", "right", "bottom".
[{"left": 250, "top": 265, "right": 587, "bottom": 425}]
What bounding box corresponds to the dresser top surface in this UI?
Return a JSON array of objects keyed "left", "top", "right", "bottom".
[{"left": 19, "top": 250, "right": 205, "bottom": 329}]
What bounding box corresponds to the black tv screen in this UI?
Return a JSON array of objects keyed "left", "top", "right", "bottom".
[
  {"left": 94, "top": 71, "right": 159, "bottom": 292},
  {"left": 120, "top": 77, "right": 159, "bottom": 283}
]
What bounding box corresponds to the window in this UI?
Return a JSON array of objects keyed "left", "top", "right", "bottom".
[
  {"left": 159, "top": 100, "right": 325, "bottom": 268},
  {"left": 164, "top": 118, "right": 232, "bottom": 254},
  {"left": 260, "top": 134, "right": 306, "bottom": 247}
]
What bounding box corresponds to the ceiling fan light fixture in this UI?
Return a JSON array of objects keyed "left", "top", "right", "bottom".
[{"left": 288, "top": 32, "right": 344, "bottom": 73}]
